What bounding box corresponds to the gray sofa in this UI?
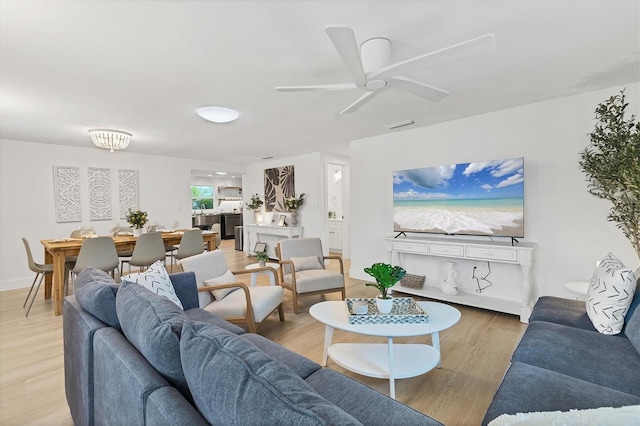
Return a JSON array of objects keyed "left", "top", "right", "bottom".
[
  {"left": 64, "top": 267, "right": 441, "bottom": 425},
  {"left": 482, "top": 291, "right": 640, "bottom": 424}
]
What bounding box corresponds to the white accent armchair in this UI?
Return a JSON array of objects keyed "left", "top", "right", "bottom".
[
  {"left": 276, "top": 237, "right": 346, "bottom": 314},
  {"left": 179, "top": 250, "right": 284, "bottom": 333}
]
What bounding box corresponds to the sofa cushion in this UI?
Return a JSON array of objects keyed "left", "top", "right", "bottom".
[
  {"left": 305, "top": 368, "right": 442, "bottom": 426},
  {"left": 180, "top": 321, "right": 362, "bottom": 425},
  {"left": 184, "top": 308, "right": 246, "bottom": 335},
  {"left": 203, "top": 269, "right": 239, "bottom": 300},
  {"left": 115, "top": 280, "right": 190, "bottom": 397},
  {"left": 586, "top": 253, "right": 637, "bottom": 335},
  {"left": 482, "top": 362, "right": 640, "bottom": 425},
  {"left": 511, "top": 321, "right": 640, "bottom": 396},
  {"left": 240, "top": 333, "right": 321, "bottom": 379},
  {"left": 124, "top": 261, "right": 183, "bottom": 309},
  {"left": 529, "top": 296, "right": 597, "bottom": 332},
  {"left": 74, "top": 267, "right": 120, "bottom": 329}
]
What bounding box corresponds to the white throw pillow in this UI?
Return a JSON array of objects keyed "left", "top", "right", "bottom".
[
  {"left": 125, "top": 261, "right": 183, "bottom": 309},
  {"left": 488, "top": 405, "right": 640, "bottom": 425},
  {"left": 586, "top": 252, "right": 636, "bottom": 335},
  {"left": 204, "top": 269, "right": 239, "bottom": 300},
  {"left": 291, "top": 256, "right": 323, "bottom": 272}
]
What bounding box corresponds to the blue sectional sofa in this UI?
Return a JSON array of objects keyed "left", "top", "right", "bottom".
[
  {"left": 482, "top": 292, "right": 640, "bottom": 424},
  {"left": 64, "top": 267, "right": 441, "bottom": 425}
]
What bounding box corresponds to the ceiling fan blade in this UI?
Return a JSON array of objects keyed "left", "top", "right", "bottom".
[
  {"left": 340, "top": 91, "right": 379, "bottom": 115},
  {"left": 389, "top": 76, "right": 450, "bottom": 102},
  {"left": 325, "top": 25, "right": 367, "bottom": 87},
  {"left": 275, "top": 83, "right": 357, "bottom": 92},
  {"left": 368, "top": 34, "right": 496, "bottom": 80}
]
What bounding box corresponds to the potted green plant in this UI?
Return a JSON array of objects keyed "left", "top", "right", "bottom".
[
  {"left": 284, "top": 193, "right": 306, "bottom": 226},
  {"left": 364, "top": 262, "right": 406, "bottom": 314},
  {"left": 126, "top": 208, "right": 149, "bottom": 237},
  {"left": 255, "top": 250, "right": 269, "bottom": 267},
  {"left": 579, "top": 90, "right": 640, "bottom": 263}
]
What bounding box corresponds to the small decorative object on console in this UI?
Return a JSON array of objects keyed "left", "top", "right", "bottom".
[
  {"left": 400, "top": 274, "right": 426, "bottom": 289},
  {"left": 364, "top": 262, "right": 406, "bottom": 314}
]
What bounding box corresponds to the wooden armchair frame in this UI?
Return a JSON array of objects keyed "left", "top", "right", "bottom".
[{"left": 197, "top": 266, "right": 284, "bottom": 333}]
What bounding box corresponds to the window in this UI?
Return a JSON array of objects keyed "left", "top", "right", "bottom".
[{"left": 191, "top": 186, "right": 214, "bottom": 210}]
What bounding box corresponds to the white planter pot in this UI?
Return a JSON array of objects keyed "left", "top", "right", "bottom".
[
  {"left": 375, "top": 296, "right": 394, "bottom": 314},
  {"left": 133, "top": 228, "right": 145, "bottom": 237}
]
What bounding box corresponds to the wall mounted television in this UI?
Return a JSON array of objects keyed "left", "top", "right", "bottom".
[{"left": 393, "top": 157, "right": 524, "bottom": 238}]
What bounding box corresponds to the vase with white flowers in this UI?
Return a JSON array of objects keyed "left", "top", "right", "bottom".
[{"left": 284, "top": 193, "right": 306, "bottom": 226}]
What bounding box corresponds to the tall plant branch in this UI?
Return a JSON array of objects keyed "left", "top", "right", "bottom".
[{"left": 579, "top": 90, "right": 640, "bottom": 261}]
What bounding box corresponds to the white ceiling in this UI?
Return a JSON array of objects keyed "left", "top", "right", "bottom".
[{"left": 1, "top": 1, "right": 638, "bottom": 175}]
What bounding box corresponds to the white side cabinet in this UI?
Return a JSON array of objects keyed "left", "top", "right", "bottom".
[
  {"left": 245, "top": 225, "right": 303, "bottom": 259},
  {"left": 385, "top": 236, "right": 536, "bottom": 322},
  {"left": 328, "top": 220, "right": 342, "bottom": 252}
]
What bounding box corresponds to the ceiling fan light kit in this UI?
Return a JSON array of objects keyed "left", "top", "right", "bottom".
[
  {"left": 276, "top": 25, "right": 495, "bottom": 115},
  {"left": 89, "top": 129, "right": 132, "bottom": 152}
]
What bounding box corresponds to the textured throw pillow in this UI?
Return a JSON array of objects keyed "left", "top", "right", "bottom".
[
  {"left": 180, "top": 321, "right": 361, "bottom": 426},
  {"left": 488, "top": 405, "right": 640, "bottom": 426},
  {"left": 74, "top": 267, "right": 120, "bottom": 329},
  {"left": 586, "top": 253, "right": 637, "bottom": 335},
  {"left": 291, "top": 256, "right": 323, "bottom": 272},
  {"left": 115, "top": 280, "right": 190, "bottom": 398},
  {"left": 203, "top": 269, "right": 239, "bottom": 300},
  {"left": 125, "top": 261, "right": 183, "bottom": 309}
]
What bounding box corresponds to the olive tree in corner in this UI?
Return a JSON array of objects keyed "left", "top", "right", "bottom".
[{"left": 579, "top": 90, "right": 640, "bottom": 262}]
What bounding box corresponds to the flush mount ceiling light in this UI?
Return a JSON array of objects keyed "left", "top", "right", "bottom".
[
  {"left": 197, "top": 106, "right": 239, "bottom": 123},
  {"left": 89, "top": 129, "right": 132, "bottom": 152}
]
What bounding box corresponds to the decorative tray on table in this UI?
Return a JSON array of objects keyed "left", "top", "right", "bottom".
[{"left": 346, "top": 298, "right": 429, "bottom": 325}]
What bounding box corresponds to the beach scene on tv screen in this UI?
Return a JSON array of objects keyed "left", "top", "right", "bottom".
[{"left": 393, "top": 157, "right": 524, "bottom": 237}]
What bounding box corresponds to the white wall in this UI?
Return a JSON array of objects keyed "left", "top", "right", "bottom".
[
  {"left": 350, "top": 84, "right": 639, "bottom": 301},
  {"left": 242, "top": 152, "right": 329, "bottom": 254},
  {"left": 0, "top": 139, "right": 244, "bottom": 290}
]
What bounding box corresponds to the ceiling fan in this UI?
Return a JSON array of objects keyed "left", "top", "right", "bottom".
[{"left": 275, "top": 25, "right": 495, "bottom": 115}]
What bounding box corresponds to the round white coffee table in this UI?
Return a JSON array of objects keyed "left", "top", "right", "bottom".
[
  {"left": 309, "top": 300, "right": 461, "bottom": 399},
  {"left": 245, "top": 262, "right": 279, "bottom": 286}
]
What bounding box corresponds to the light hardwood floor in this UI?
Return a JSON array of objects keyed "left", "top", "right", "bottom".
[{"left": 0, "top": 239, "right": 526, "bottom": 425}]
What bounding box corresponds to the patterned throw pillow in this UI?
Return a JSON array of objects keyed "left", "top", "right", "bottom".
[
  {"left": 586, "top": 253, "right": 637, "bottom": 335},
  {"left": 125, "top": 261, "right": 183, "bottom": 309},
  {"left": 203, "top": 270, "right": 239, "bottom": 300}
]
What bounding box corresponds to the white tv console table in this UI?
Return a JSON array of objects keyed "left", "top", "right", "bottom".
[
  {"left": 245, "top": 225, "right": 303, "bottom": 259},
  {"left": 385, "top": 236, "right": 535, "bottom": 322}
]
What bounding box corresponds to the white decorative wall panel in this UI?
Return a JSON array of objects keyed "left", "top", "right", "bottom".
[
  {"left": 119, "top": 169, "right": 138, "bottom": 219},
  {"left": 53, "top": 166, "right": 82, "bottom": 223},
  {"left": 88, "top": 167, "right": 111, "bottom": 220}
]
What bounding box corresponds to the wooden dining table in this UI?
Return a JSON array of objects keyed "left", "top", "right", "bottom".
[{"left": 41, "top": 230, "right": 218, "bottom": 316}]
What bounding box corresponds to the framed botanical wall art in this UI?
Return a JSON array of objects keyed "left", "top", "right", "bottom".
[
  {"left": 88, "top": 167, "right": 111, "bottom": 220},
  {"left": 53, "top": 166, "right": 82, "bottom": 223},
  {"left": 264, "top": 165, "right": 294, "bottom": 212}
]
